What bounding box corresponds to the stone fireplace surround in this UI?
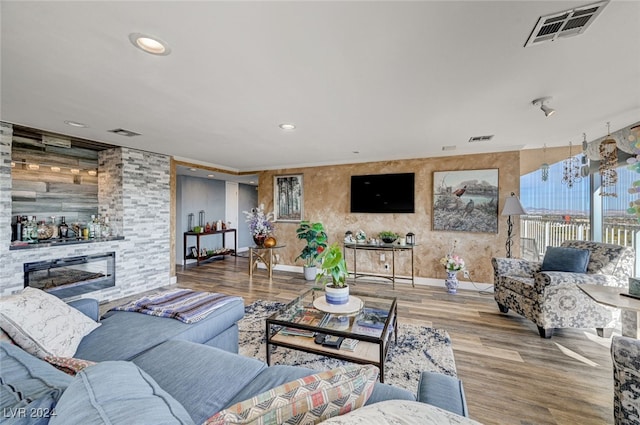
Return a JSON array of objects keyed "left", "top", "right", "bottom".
[{"left": 0, "top": 122, "right": 173, "bottom": 303}]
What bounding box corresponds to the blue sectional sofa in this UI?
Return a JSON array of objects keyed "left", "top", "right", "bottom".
[{"left": 1, "top": 297, "right": 470, "bottom": 424}]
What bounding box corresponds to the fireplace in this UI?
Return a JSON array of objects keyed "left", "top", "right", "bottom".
[{"left": 24, "top": 252, "right": 116, "bottom": 299}]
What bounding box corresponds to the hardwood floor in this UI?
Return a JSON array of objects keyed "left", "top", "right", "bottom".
[{"left": 155, "top": 256, "right": 613, "bottom": 425}]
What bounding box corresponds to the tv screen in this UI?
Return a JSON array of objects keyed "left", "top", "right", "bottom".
[{"left": 350, "top": 173, "right": 415, "bottom": 213}]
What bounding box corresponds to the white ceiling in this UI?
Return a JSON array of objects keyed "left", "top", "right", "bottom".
[{"left": 2, "top": 1, "right": 639, "bottom": 173}]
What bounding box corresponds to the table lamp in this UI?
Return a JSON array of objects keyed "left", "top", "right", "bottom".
[{"left": 501, "top": 192, "right": 526, "bottom": 258}]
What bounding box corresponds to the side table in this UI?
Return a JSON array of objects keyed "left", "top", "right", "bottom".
[
  {"left": 578, "top": 283, "right": 640, "bottom": 338},
  {"left": 249, "top": 245, "right": 286, "bottom": 279}
]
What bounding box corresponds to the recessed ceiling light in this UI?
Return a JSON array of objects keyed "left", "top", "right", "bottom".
[
  {"left": 249, "top": 181, "right": 255, "bottom": 184},
  {"left": 128, "top": 33, "right": 171, "bottom": 56},
  {"left": 28, "top": 164, "right": 39, "bottom": 170},
  {"left": 279, "top": 123, "right": 296, "bottom": 130},
  {"left": 64, "top": 120, "right": 88, "bottom": 128},
  {"left": 88, "top": 170, "right": 97, "bottom": 176},
  {"left": 207, "top": 174, "right": 215, "bottom": 178},
  {"left": 70, "top": 168, "right": 80, "bottom": 175},
  {"left": 189, "top": 168, "right": 197, "bottom": 172},
  {"left": 50, "top": 166, "right": 61, "bottom": 172}
]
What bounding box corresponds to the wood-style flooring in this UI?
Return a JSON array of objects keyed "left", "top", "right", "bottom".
[{"left": 133, "top": 256, "right": 613, "bottom": 425}]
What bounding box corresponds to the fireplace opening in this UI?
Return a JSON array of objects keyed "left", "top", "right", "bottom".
[{"left": 24, "top": 252, "right": 115, "bottom": 299}]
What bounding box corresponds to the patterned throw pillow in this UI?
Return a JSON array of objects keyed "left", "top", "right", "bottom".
[
  {"left": 319, "top": 400, "right": 483, "bottom": 425},
  {"left": 43, "top": 355, "right": 97, "bottom": 375},
  {"left": 204, "top": 364, "right": 379, "bottom": 425},
  {"left": 0, "top": 287, "right": 101, "bottom": 358},
  {"left": 0, "top": 328, "right": 15, "bottom": 345}
]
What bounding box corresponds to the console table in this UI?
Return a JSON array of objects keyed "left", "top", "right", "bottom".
[
  {"left": 343, "top": 242, "right": 416, "bottom": 289},
  {"left": 249, "top": 244, "right": 285, "bottom": 279},
  {"left": 183, "top": 229, "right": 237, "bottom": 266}
]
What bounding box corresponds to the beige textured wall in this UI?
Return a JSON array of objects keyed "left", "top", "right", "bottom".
[{"left": 257, "top": 151, "right": 520, "bottom": 283}]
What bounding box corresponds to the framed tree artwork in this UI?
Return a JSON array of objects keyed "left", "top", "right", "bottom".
[
  {"left": 274, "top": 174, "right": 303, "bottom": 222},
  {"left": 433, "top": 169, "right": 499, "bottom": 233}
]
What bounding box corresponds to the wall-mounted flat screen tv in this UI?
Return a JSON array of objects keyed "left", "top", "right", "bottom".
[{"left": 350, "top": 173, "right": 415, "bottom": 213}]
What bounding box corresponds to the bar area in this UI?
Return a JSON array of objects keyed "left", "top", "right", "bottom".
[{"left": 1, "top": 122, "right": 172, "bottom": 302}]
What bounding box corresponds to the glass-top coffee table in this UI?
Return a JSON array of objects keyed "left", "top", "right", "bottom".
[{"left": 265, "top": 288, "right": 398, "bottom": 382}]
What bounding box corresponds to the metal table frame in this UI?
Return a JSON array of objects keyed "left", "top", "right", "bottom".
[{"left": 343, "top": 242, "right": 416, "bottom": 288}]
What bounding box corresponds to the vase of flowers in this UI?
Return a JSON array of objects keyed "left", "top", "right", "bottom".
[
  {"left": 316, "top": 242, "right": 349, "bottom": 305},
  {"left": 295, "top": 221, "right": 328, "bottom": 280},
  {"left": 243, "top": 204, "right": 274, "bottom": 247},
  {"left": 440, "top": 240, "right": 465, "bottom": 294}
]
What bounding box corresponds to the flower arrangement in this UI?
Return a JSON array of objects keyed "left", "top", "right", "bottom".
[
  {"left": 295, "top": 221, "right": 328, "bottom": 267},
  {"left": 440, "top": 240, "right": 465, "bottom": 272},
  {"left": 242, "top": 204, "right": 274, "bottom": 237}
]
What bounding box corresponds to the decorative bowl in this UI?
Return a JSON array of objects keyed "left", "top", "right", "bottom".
[{"left": 381, "top": 237, "right": 397, "bottom": 244}]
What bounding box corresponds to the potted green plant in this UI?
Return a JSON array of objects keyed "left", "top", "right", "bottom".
[
  {"left": 316, "top": 242, "right": 349, "bottom": 305},
  {"left": 295, "top": 221, "right": 328, "bottom": 280},
  {"left": 379, "top": 231, "right": 398, "bottom": 244}
]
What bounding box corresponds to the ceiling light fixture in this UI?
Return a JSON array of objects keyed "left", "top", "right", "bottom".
[
  {"left": 27, "top": 164, "right": 40, "bottom": 171},
  {"left": 88, "top": 170, "right": 97, "bottom": 176},
  {"left": 279, "top": 123, "right": 296, "bottom": 130},
  {"left": 207, "top": 174, "right": 215, "bottom": 178},
  {"left": 64, "top": 120, "right": 88, "bottom": 128},
  {"left": 51, "top": 166, "right": 61, "bottom": 172},
  {"left": 70, "top": 168, "right": 80, "bottom": 175},
  {"left": 532, "top": 97, "right": 555, "bottom": 117},
  {"left": 128, "top": 33, "right": 171, "bottom": 56}
]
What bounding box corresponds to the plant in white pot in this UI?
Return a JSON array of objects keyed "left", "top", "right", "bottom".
[
  {"left": 316, "top": 242, "right": 349, "bottom": 305},
  {"left": 295, "top": 221, "right": 328, "bottom": 280}
]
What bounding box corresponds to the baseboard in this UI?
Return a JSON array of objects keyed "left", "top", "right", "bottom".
[{"left": 267, "top": 265, "right": 493, "bottom": 292}]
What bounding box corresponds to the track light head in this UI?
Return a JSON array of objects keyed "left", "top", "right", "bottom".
[{"left": 532, "top": 97, "right": 555, "bottom": 117}]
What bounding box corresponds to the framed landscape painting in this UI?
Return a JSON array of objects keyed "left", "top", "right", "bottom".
[
  {"left": 433, "top": 169, "right": 499, "bottom": 233},
  {"left": 274, "top": 174, "right": 303, "bottom": 222}
]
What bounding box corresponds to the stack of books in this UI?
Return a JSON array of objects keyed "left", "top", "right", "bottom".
[
  {"left": 279, "top": 309, "right": 328, "bottom": 338},
  {"left": 340, "top": 338, "right": 359, "bottom": 351},
  {"left": 351, "top": 307, "right": 390, "bottom": 337}
]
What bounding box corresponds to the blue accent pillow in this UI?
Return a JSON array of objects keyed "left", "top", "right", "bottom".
[
  {"left": 50, "top": 361, "right": 194, "bottom": 425},
  {"left": 541, "top": 246, "right": 590, "bottom": 273}
]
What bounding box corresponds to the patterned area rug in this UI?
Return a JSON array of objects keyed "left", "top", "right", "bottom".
[{"left": 238, "top": 300, "right": 457, "bottom": 392}]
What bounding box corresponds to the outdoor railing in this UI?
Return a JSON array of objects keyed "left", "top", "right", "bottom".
[{"left": 520, "top": 216, "right": 640, "bottom": 258}]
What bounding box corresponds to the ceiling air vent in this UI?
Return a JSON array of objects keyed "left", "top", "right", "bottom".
[
  {"left": 468, "top": 135, "right": 494, "bottom": 143},
  {"left": 524, "top": 1, "right": 608, "bottom": 47},
  {"left": 108, "top": 128, "right": 141, "bottom": 137},
  {"left": 442, "top": 145, "right": 457, "bottom": 151}
]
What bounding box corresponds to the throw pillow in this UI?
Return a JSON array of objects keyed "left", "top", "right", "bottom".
[
  {"left": 0, "top": 327, "right": 15, "bottom": 344},
  {"left": 49, "top": 361, "right": 195, "bottom": 425},
  {"left": 43, "top": 355, "right": 97, "bottom": 376},
  {"left": 204, "top": 364, "right": 379, "bottom": 425},
  {"left": 540, "top": 246, "right": 590, "bottom": 273},
  {"left": 1, "top": 342, "right": 73, "bottom": 425},
  {"left": 0, "top": 287, "right": 101, "bottom": 358},
  {"left": 319, "top": 400, "right": 483, "bottom": 425}
]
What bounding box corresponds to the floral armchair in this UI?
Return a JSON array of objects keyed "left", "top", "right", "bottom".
[
  {"left": 612, "top": 335, "right": 640, "bottom": 425},
  {"left": 491, "top": 240, "right": 635, "bottom": 338}
]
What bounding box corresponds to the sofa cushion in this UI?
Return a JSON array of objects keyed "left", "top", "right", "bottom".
[
  {"left": 74, "top": 297, "right": 244, "bottom": 361},
  {"left": 204, "top": 364, "right": 378, "bottom": 425},
  {"left": 319, "top": 400, "right": 482, "bottom": 425},
  {"left": 49, "top": 361, "right": 194, "bottom": 425},
  {"left": 133, "top": 340, "right": 267, "bottom": 425},
  {"left": 0, "top": 288, "right": 100, "bottom": 358},
  {"left": 541, "top": 246, "right": 590, "bottom": 273},
  {"left": 0, "top": 342, "right": 73, "bottom": 425}
]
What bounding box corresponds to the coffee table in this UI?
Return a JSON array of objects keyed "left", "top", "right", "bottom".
[{"left": 265, "top": 288, "right": 397, "bottom": 382}]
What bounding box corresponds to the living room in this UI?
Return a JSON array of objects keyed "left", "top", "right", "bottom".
[{"left": 1, "top": 1, "right": 639, "bottom": 424}]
